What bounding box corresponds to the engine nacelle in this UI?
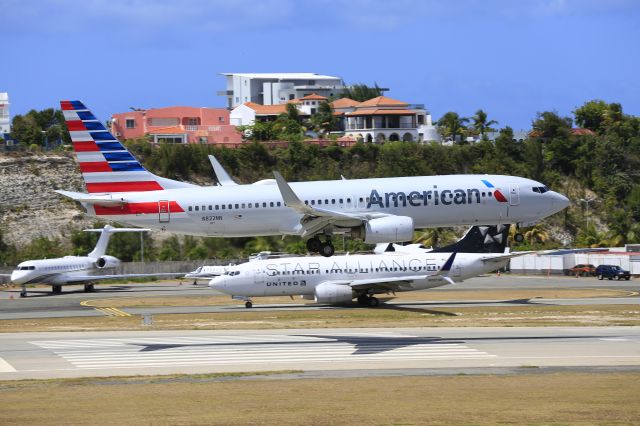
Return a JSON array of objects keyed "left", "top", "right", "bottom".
[
  {"left": 352, "top": 216, "right": 414, "bottom": 244},
  {"left": 95, "top": 255, "right": 120, "bottom": 269},
  {"left": 314, "top": 283, "right": 354, "bottom": 304}
]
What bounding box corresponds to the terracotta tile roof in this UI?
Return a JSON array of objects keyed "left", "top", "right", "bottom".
[
  {"left": 244, "top": 102, "right": 288, "bottom": 115},
  {"left": 330, "top": 98, "right": 361, "bottom": 108},
  {"left": 571, "top": 128, "right": 596, "bottom": 136},
  {"left": 346, "top": 109, "right": 415, "bottom": 116},
  {"left": 299, "top": 93, "right": 328, "bottom": 101},
  {"left": 358, "top": 96, "right": 409, "bottom": 107}
]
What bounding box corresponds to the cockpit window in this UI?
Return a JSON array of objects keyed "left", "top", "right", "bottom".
[
  {"left": 532, "top": 186, "right": 550, "bottom": 194},
  {"left": 225, "top": 271, "right": 240, "bottom": 276},
  {"left": 18, "top": 266, "right": 36, "bottom": 270}
]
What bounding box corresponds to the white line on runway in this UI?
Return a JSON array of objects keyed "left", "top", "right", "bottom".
[
  {"left": 30, "top": 334, "right": 495, "bottom": 370},
  {"left": 0, "top": 357, "right": 16, "bottom": 373}
]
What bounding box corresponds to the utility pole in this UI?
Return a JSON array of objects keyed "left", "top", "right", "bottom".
[{"left": 580, "top": 197, "right": 595, "bottom": 229}]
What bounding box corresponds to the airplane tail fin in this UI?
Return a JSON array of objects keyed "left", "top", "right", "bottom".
[
  {"left": 86, "top": 225, "right": 150, "bottom": 258},
  {"left": 431, "top": 225, "right": 510, "bottom": 254},
  {"left": 60, "top": 100, "right": 197, "bottom": 194}
]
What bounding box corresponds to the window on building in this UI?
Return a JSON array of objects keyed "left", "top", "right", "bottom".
[
  {"left": 125, "top": 119, "right": 136, "bottom": 129},
  {"left": 188, "top": 118, "right": 198, "bottom": 126},
  {"left": 219, "top": 116, "right": 225, "bottom": 123},
  {"left": 289, "top": 94, "right": 295, "bottom": 100},
  {"left": 199, "top": 137, "right": 208, "bottom": 144},
  {"left": 311, "top": 108, "right": 317, "bottom": 114}
]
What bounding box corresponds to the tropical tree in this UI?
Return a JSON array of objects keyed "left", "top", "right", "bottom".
[
  {"left": 531, "top": 111, "right": 572, "bottom": 140},
  {"left": 437, "top": 112, "right": 469, "bottom": 143},
  {"left": 524, "top": 224, "right": 549, "bottom": 245},
  {"left": 341, "top": 83, "right": 383, "bottom": 102},
  {"left": 310, "top": 101, "right": 338, "bottom": 135},
  {"left": 413, "top": 228, "right": 457, "bottom": 248},
  {"left": 471, "top": 109, "right": 498, "bottom": 140}
]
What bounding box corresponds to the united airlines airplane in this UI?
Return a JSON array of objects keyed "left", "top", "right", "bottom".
[
  {"left": 209, "top": 225, "right": 524, "bottom": 308},
  {"left": 56, "top": 100, "right": 569, "bottom": 256}
]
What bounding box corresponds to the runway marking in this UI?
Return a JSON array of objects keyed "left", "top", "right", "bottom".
[
  {"left": 29, "top": 334, "right": 495, "bottom": 370},
  {"left": 0, "top": 357, "right": 16, "bottom": 373},
  {"left": 81, "top": 299, "right": 131, "bottom": 317}
]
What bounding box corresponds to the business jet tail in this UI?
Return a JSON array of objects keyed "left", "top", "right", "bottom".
[
  {"left": 60, "top": 100, "right": 197, "bottom": 194},
  {"left": 86, "top": 225, "right": 150, "bottom": 258}
]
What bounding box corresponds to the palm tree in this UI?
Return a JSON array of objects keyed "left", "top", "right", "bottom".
[
  {"left": 414, "top": 228, "right": 457, "bottom": 248},
  {"left": 341, "top": 83, "right": 383, "bottom": 102},
  {"left": 524, "top": 224, "right": 549, "bottom": 245},
  {"left": 436, "top": 112, "right": 469, "bottom": 143},
  {"left": 471, "top": 109, "right": 498, "bottom": 141}
]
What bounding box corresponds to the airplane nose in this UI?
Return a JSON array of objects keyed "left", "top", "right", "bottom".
[
  {"left": 10, "top": 271, "right": 25, "bottom": 284},
  {"left": 209, "top": 276, "right": 226, "bottom": 291},
  {"left": 555, "top": 192, "right": 570, "bottom": 210}
]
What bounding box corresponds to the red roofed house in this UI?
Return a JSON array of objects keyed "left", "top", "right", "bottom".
[
  {"left": 230, "top": 94, "right": 328, "bottom": 126},
  {"left": 111, "top": 106, "right": 242, "bottom": 145},
  {"left": 344, "top": 96, "right": 433, "bottom": 143}
]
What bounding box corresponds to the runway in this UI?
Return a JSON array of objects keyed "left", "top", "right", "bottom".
[
  {"left": 0, "top": 275, "right": 638, "bottom": 320},
  {"left": 0, "top": 326, "right": 638, "bottom": 380}
]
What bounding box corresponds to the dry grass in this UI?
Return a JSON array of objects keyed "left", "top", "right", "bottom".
[
  {"left": 83, "top": 288, "right": 629, "bottom": 308},
  {"left": 0, "top": 372, "right": 638, "bottom": 425},
  {"left": 1, "top": 304, "right": 639, "bottom": 333}
]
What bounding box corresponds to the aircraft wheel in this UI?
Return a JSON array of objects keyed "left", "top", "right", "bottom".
[
  {"left": 52, "top": 285, "right": 62, "bottom": 294},
  {"left": 306, "top": 237, "right": 322, "bottom": 253},
  {"left": 20, "top": 290, "right": 27, "bottom": 298},
  {"left": 514, "top": 233, "right": 524, "bottom": 243},
  {"left": 84, "top": 284, "right": 95, "bottom": 292},
  {"left": 357, "top": 294, "right": 369, "bottom": 305},
  {"left": 320, "top": 242, "right": 335, "bottom": 257},
  {"left": 598, "top": 274, "right": 604, "bottom": 280},
  {"left": 245, "top": 301, "right": 253, "bottom": 309},
  {"left": 626, "top": 277, "right": 630, "bottom": 281},
  {"left": 368, "top": 296, "right": 379, "bottom": 307}
]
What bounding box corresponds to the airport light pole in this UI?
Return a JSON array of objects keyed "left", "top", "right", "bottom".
[{"left": 579, "top": 197, "right": 595, "bottom": 229}]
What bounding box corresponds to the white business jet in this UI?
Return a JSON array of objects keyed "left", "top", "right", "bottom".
[
  {"left": 209, "top": 225, "right": 525, "bottom": 308},
  {"left": 56, "top": 100, "right": 569, "bottom": 256},
  {"left": 9, "top": 225, "right": 180, "bottom": 297}
]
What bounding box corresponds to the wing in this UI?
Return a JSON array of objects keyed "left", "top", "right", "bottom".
[
  {"left": 64, "top": 272, "right": 184, "bottom": 283},
  {"left": 480, "top": 252, "right": 532, "bottom": 263},
  {"left": 273, "top": 171, "right": 391, "bottom": 238},
  {"left": 325, "top": 253, "right": 457, "bottom": 292}
]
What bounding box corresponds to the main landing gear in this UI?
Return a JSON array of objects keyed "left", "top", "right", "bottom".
[
  {"left": 306, "top": 236, "right": 335, "bottom": 257},
  {"left": 356, "top": 294, "right": 379, "bottom": 307}
]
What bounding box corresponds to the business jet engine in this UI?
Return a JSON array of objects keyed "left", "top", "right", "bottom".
[
  {"left": 351, "top": 216, "right": 414, "bottom": 244},
  {"left": 94, "top": 255, "right": 120, "bottom": 269},
  {"left": 314, "top": 283, "right": 354, "bottom": 304}
]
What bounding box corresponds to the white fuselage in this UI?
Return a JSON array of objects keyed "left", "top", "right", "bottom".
[
  {"left": 10, "top": 256, "right": 116, "bottom": 285},
  {"left": 209, "top": 252, "right": 508, "bottom": 298},
  {"left": 84, "top": 174, "right": 569, "bottom": 237}
]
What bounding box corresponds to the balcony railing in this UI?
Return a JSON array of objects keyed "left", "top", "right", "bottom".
[
  {"left": 347, "top": 123, "right": 416, "bottom": 130},
  {"left": 185, "top": 125, "right": 223, "bottom": 132}
]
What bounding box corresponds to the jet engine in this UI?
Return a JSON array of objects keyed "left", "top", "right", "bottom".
[
  {"left": 94, "top": 255, "right": 120, "bottom": 269},
  {"left": 351, "top": 216, "right": 414, "bottom": 244},
  {"left": 314, "top": 283, "right": 354, "bottom": 304}
]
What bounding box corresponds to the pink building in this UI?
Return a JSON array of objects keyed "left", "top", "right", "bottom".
[{"left": 111, "top": 106, "right": 242, "bottom": 144}]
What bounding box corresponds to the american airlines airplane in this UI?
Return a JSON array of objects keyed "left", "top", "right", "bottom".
[
  {"left": 209, "top": 225, "right": 524, "bottom": 308},
  {"left": 9, "top": 225, "right": 181, "bottom": 297},
  {"left": 56, "top": 100, "right": 569, "bottom": 257}
]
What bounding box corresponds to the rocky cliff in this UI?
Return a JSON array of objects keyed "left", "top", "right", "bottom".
[{"left": 0, "top": 152, "right": 95, "bottom": 247}]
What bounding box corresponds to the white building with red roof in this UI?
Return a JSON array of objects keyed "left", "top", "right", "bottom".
[{"left": 343, "top": 96, "right": 437, "bottom": 143}]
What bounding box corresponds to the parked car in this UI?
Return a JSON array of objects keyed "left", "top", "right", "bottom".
[
  {"left": 564, "top": 264, "right": 596, "bottom": 276},
  {"left": 595, "top": 264, "right": 631, "bottom": 280}
]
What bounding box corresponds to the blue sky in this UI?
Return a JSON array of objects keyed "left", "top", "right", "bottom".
[{"left": 2, "top": 0, "right": 639, "bottom": 129}]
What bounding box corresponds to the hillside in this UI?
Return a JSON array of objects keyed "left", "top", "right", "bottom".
[{"left": 0, "top": 152, "right": 93, "bottom": 247}]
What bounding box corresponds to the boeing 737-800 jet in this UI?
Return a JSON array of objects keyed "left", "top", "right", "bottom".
[
  {"left": 209, "top": 225, "right": 523, "bottom": 307},
  {"left": 56, "top": 100, "right": 569, "bottom": 256},
  {"left": 9, "top": 225, "right": 182, "bottom": 297}
]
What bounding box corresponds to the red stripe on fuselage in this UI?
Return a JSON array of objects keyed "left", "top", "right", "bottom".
[
  {"left": 86, "top": 181, "right": 164, "bottom": 193},
  {"left": 66, "top": 120, "right": 87, "bottom": 131},
  {"left": 494, "top": 189, "right": 508, "bottom": 203},
  {"left": 73, "top": 141, "right": 100, "bottom": 152},
  {"left": 94, "top": 201, "right": 184, "bottom": 215},
  {"left": 79, "top": 162, "right": 112, "bottom": 173}
]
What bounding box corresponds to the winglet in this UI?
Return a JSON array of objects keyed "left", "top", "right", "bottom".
[
  {"left": 273, "top": 171, "right": 308, "bottom": 212},
  {"left": 435, "top": 252, "right": 457, "bottom": 276},
  {"left": 208, "top": 155, "right": 238, "bottom": 186}
]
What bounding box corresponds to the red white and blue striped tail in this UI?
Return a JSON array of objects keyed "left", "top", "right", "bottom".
[{"left": 60, "top": 100, "right": 195, "bottom": 194}]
